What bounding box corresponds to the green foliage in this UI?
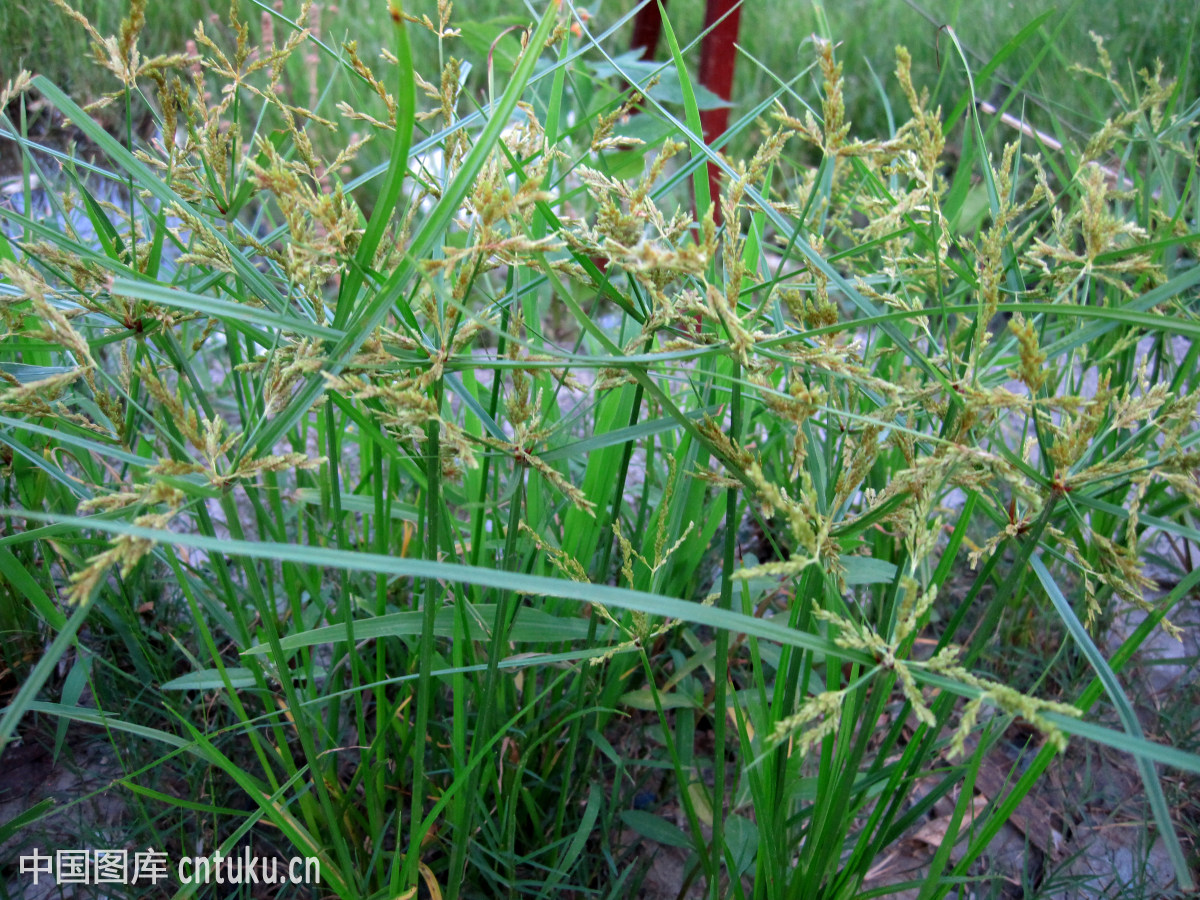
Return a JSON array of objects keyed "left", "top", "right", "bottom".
[{"left": 1, "top": 1, "right": 1199, "bottom": 898}]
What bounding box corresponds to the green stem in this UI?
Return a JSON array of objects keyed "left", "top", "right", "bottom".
[
  {"left": 447, "top": 462, "right": 527, "bottom": 900},
  {"left": 711, "top": 364, "right": 740, "bottom": 898},
  {"left": 403, "top": 379, "right": 443, "bottom": 889}
]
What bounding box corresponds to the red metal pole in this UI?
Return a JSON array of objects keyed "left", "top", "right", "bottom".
[
  {"left": 630, "top": 1, "right": 666, "bottom": 59},
  {"left": 627, "top": 0, "right": 742, "bottom": 223},
  {"left": 698, "top": 0, "right": 740, "bottom": 222}
]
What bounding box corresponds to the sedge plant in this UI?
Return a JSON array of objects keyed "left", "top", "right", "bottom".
[{"left": 1, "top": 1, "right": 1199, "bottom": 898}]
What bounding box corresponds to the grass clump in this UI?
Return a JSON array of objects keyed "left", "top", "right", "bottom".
[{"left": 1, "top": 1, "right": 1199, "bottom": 898}]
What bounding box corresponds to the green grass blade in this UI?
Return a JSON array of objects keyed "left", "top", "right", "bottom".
[{"left": 1029, "top": 554, "right": 1195, "bottom": 891}]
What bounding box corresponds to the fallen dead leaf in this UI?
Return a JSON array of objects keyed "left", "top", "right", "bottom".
[{"left": 911, "top": 795, "right": 989, "bottom": 848}]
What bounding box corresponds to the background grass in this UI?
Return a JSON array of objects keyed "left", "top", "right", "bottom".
[{"left": 4, "top": 0, "right": 1197, "bottom": 162}]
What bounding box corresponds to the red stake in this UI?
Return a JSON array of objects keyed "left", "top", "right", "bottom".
[
  {"left": 627, "top": 0, "right": 741, "bottom": 223},
  {"left": 630, "top": 0, "right": 666, "bottom": 59},
  {"left": 697, "top": 0, "right": 740, "bottom": 221}
]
